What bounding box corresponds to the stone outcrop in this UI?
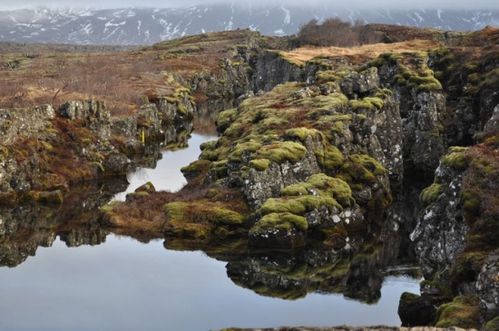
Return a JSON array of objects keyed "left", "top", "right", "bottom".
[
  {"left": 410, "top": 156, "right": 468, "bottom": 277},
  {"left": 251, "top": 51, "right": 304, "bottom": 92},
  {"left": 0, "top": 104, "right": 56, "bottom": 145},
  {"left": 475, "top": 251, "right": 499, "bottom": 322},
  {"left": 221, "top": 328, "right": 476, "bottom": 331},
  {"left": 0, "top": 93, "right": 194, "bottom": 205},
  {"left": 400, "top": 90, "right": 446, "bottom": 178}
]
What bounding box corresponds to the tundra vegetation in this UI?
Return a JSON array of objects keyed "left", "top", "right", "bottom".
[{"left": 0, "top": 18, "right": 498, "bottom": 330}]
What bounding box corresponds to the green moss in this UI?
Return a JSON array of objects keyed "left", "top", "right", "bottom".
[
  {"left": 216, "top": 108, "right": 238, "bottom": 132},
  {"left": 368, "top": 52, "right": 401, "bottom": 67},
  {"left": 100, "top": 201, "right": 121, "bottom": 214},
  {"left": 249, "top": 158, "right": 271, "bottom": 171},
  {"left": 349, "top": 154, "right": 385, "bottom": 175},
  {"left": 280, "top": 183, "right": 310, "bottom": 196},
  {"left": 484, "top": 316, "right": 499, "bottom": 331},
  {"left": 308, "top": 174, "right": 352, "bottom": 206},
  {"left": 296, "top": 93, "right": 348, "bottom": 111},
  {"left": 315, "top": 70, "right": 342, "bottom": 82},
  {"left": 181, "top": 159, "right": 212, "bottom": 176},
  {"left": 461, "top": 190, "right": 481, "bottom": 216},
  {"left": 229, "top": 140, "right": 262, "bottom": 161},
  {"left": 135, "top": 182, "right": 156, "bottom": 193},
  {"left": 281, "top": 173, "right": 352, "bottom": 207},
  {"left": 420, "top": 183, "right": 443, "bottom": 204},
  {"left": 126, "top": 191, "right": 150, "bottom": 200},
  {"left": 441, "top": 148, "right": 470, "bottom": 170},
  {"left": 260, "top": 173, "right": 350, "bottom": 221},
  {"left": 260, "top": 198, "right": 307, "bottom": 215},
  {"left": 0, "top": 145, "right": 9, "bottom": 159},
  {"left": 374, "top": 88, "right": 393, "bottom": 98},
  {"left": 284, "top": 127, "right": 322, "bottom": 142},
  {"left": 340, "top": 154, "right": 386, "bottom": 185},
  {"left": 200, "top": 140, "right": 217, "bottom": 151},
  {"left": 350, "top": 97, "right": 384, "bottom": 111},
  {"left": 252, "top": 212, "right": 308, "bottom": 233},
  {"left": 257, "top": 141, "right": 307, "bottom": 164},
  {"left": 261, "top": 115, "right": 289, "bottom": 129},
  {"left": 165, "top": 201, "right": 244, "bottom": 226},
  {"left": 394, "top": 62, "right": 443, "bottom": 92},
  {"left": 295, "top": 195, "right": 340, "bottom": 211},
  {"left": 315, "top": 145, "right": 345, "bottom": 170},
  {"left": 435, "top": 296, "right": 480, "bottom": 329}
]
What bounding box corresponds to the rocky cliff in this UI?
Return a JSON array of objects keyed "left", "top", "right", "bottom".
[
  {"left": 1, "top": 27, "right": 498, "bottom": 330},
  {"left": 0, "top": 94, "right": 194, "bottom": 205}
]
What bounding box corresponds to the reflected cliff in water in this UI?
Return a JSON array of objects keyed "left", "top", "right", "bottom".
[
  {"left": 0, "top": 179, "right": 127, "bottom": 268},
  {"left": 0, "top": 107, "right": 422, "bottom": 329}
]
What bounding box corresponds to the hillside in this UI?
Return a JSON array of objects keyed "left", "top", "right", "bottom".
[{"left": 0, "top": 6, "right": 498, "bottom": 45}]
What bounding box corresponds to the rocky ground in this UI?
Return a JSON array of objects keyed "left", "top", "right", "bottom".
[
  {"left": 0, "top": 24, "right": 498, "bottom": 329},
  {"left": 221, "top": 328, "right": 478, "bottom": 331}
]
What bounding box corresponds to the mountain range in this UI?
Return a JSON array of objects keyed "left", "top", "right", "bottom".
[{"left": 0, "top": 4, "right": 498, "bottom": 45}]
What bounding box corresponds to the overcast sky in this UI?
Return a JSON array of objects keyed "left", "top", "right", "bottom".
[{"left": 0, "top": 0, "right": 498, "bottom": 10}]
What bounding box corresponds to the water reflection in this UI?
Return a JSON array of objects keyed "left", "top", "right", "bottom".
[
  {"left": 113, "top": 133, "right": 218, "bottom": 201},
  {"left": 0, "top": 108, "right": 422, "bottom": 330},
  {"left": 0, "top": 179, "right": 421, "bottom": 330},
  {"left": 0, "top": 235, "right": 420, "bottom": 331},
  {"left": 0, "top": 180, "right": 126, "bottom": 268}
]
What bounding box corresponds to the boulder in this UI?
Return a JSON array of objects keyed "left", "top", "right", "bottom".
[{"left": 398, "top": 292, "right": 437, "bottom": 327}]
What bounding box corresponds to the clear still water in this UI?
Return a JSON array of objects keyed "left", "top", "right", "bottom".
[
  {"left": 0, "top": 127, "right": 421, "bottom": 331},
  {"left": 113, "top": 133, "right": 217, "bottom": 201},
  {"left": 0, "top": 237, "right": 420, "bottom": 331}
]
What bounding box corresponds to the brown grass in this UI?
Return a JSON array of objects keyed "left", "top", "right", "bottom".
[
  {"left": 0, "top": 30, "right": 256, "bottom": 115},
  {"left": 279, "top": 39, "right": 441, "bottom": 65}
]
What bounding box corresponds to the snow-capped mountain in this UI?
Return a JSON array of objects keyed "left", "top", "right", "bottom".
[{"left": 0, "top": 4, "right": 498, "bottom": 45}]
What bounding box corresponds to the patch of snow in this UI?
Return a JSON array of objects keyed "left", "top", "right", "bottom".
[{"left": 281, "top": 5, "right": 291, "bottom": 25}]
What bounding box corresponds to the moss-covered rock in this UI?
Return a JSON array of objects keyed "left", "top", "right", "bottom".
[
  {"left": 420, "top": 183, "right": 443, "bottom": 205},
  {"left": 340, "top": 154, "right": 386, "bottom": 185},
  {"left": 257, "top": 141, "right": 307, "bottom": 164},
  {"left": 441, "top": 147, "right": 470, "bottom": 170},
  {"left": 165, "top": 201, "right": 245, "bottom": 226},
  {"left": 484, "top": 316, "right": 499, "bottom": 331},
  {"left": 249, "top": 158, "right": 271, "bottom": 171},
  {"left": 435, "top": 296, "right": 480, "bottom": 329},
  {"left": 349, "top": 97, "right": 384, "bottom": 111}
]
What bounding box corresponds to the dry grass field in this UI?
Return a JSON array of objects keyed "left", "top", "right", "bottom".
[{"left": 0, "top": 30, "right": 259, "bottom": 115}]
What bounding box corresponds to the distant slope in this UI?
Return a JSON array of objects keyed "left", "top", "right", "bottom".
[{"left": 0, "top": 5, "right": 498, "bottom": 45}]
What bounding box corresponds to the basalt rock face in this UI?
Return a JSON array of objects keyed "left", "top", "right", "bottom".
[
  {"left": 403, "top": 136, "right": 499, "bottom": 327},
  {"left": 251, "top": 51, "right": 304, "bottom": 93},
  {"left": 410, "top": 160, "right": 468, "bottom": 278},
  {"left": 374, "top": 58, "right": 447, "bottom": 180},
  {"left": 476, "top": 251, "right": 499, "bottom": 322},
  {"left": 399, "top": 90, "right": 446, "bottom": 179},
  {"left": 97, "top": 41, "right": 498, "bottom": 328},
  {"left": 0, "top": 95, "right": 194, "bottom": 205},
  {"left": 239, "top": 137, "right": 322, "bottom": 210},
  {"left": 0, "top": 104, "right": 56, "bottom": 145},
  {"left": 192, "top": 41, "right": 307, "bottom": 103}
]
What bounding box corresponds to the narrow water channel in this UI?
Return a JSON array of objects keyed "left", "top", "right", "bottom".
[{"left": 0, "top": 119, "right": 421, "bottom": 331}]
